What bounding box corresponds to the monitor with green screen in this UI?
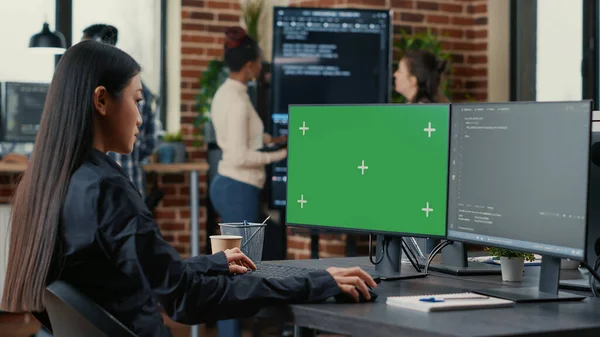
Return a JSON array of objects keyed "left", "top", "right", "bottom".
[{"left": 286, "top": 104, "right": 450, "bottom": 238}]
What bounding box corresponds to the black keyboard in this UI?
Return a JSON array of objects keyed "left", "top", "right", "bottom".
[{"left": 246, "top": 263, "right": 319, "bottom": 279}]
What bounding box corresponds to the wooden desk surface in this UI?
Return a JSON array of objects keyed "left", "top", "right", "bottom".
[
  {"left": 143, "top": 162, "right": 209, "bottom": 174},
  {"left": 258, "top": 257, "right": 600, "bottom": 337},
  {"left": 0, "top": 162, "right": 27, "bottom": 173},
  {"left": 0, "top": 162, "right": 211, "bottom": 174}
]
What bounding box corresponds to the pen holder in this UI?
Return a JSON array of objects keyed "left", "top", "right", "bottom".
[{"left": 219, "top": 222, "right": 266, "bottom": 263}]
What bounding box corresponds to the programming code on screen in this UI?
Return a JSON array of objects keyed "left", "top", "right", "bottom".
[
  {"left": 271, "top": 8, "right": 390, "bottom": 113},
  {"left": 286, "top": 105, "right": 449, "bottom": 237},
  {"left": 447, "top": 102, "right": 591, "bottom": 258},
  {"left": 2, "top": 83, "right": 48, "bottom": 142},
  {"left": 270, "top": 7, "right": 391, "bottom": 207}
]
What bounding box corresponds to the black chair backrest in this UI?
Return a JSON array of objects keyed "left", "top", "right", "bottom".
[{"left": 45, "top": 281, "right": 137, "bottom": 337}]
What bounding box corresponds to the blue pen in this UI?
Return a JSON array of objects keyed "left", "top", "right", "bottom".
[
  {"left": 419, "top": 297, "right": 444, "bottom": 303},
  {"left": 419, "top": 296, "right": 489, "bottom": 302}
]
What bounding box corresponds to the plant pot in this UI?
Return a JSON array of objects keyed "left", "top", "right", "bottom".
[
  {"left": 500, "top": 256, "right": 524, "bottom": 282},
  {"left": 170, "top": 142, "right": 186, "bottom": 163},
  {"left": 157, "top": 144, "right": 175, "bottom": 164}
]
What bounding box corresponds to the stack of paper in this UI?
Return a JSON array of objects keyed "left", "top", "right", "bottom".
[{"left": 386, "top": 292, "right": 514, "bottom": 312}]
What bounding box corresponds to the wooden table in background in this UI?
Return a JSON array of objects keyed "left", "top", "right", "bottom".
[
  {"left": 143, "top": 162, "right": 209, "bottom": 337},
  {"left": 0, "top": 162, "right": 27, "bottom": 173}
]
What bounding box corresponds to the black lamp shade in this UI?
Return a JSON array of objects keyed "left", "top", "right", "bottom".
[{"left": 29, "top": 22, "right": 66, "bottom": 54}]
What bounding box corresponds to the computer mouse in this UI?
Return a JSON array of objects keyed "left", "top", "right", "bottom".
[{"left": 334, "top": 287, "right": 378, "bottom": 303}]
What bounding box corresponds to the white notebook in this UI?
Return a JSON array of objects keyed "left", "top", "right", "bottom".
[{"left": 386, "top": 292, "right": 514, "bottom": 312}]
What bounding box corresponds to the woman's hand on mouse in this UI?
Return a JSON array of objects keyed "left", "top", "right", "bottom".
[
  {"left": 223, "top": 247, "right": 256, "bottom": 274},
  {"left": 326, "top": 267, "right": 377, "bottom": 302}
]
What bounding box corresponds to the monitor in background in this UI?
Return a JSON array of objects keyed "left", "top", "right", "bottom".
[
  {"left": 447, "top": 101, "right": 591, "bottom": 302},
  {"left": 1, "top": 82, "right": 48, "bottom": 143},
  {"left": 286, "top": 104, "right": 449, "bottom": 279},
  {"left": 269, "top": 113, "right": 289, "bottom": 207},
  {"left": 269, "top": 7, "right": 392, "bottom": 208}
]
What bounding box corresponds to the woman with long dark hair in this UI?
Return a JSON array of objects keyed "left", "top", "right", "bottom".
[
  {"left": 394, "top": 50, "right": 449, "bottom": 103},
  {"left": 0, "top": 41, "right": 375, "bottom": 337}
]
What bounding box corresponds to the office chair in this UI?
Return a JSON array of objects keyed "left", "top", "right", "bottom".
[{"left": 44, "top": 281, "right": 136, "bottom": 337}]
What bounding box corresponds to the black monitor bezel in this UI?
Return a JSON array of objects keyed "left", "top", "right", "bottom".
[
  {"left": 285, "top": 103, "right": 452, "bottom": 240},
  {"left": 445, "top": 100, "right": 593, "bottom": 261}
]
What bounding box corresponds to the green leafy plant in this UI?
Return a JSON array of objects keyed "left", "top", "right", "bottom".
[
  {"left": 484, "top": 247, "right": 536, "bottom": 262},
  {"left": 162, "top": 131, "right": 183, "bottom": 143},
  {"left": 194, "top": 59, "right": 229, "bottom": 126},
  {"left": 241, "top": 0, "right": 264, "bottom": 42},
  {"left": 393, "top": 29, "right": 453, "bottom": 103}
]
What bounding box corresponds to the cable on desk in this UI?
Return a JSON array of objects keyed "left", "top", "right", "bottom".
[
  {"left": 582, "top": 256, "right": 600, "bottom": 297},
  {"left": 424, "top": 240, "right": 453, "bottom": 274},
  {"left": 401, "top": 238, "right": 422, "bottom": 273},
  {"left": 368, "top": 234, "right": 385, "bottom": 265}
]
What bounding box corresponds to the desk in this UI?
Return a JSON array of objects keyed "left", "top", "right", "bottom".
[
  {"left": 0, "top": 162, "right": 27, "bottom": 173},
  {"left": 143, "top": 162, "right": 209, "bottom": 337},
  {"left": 258, "top": 257, "right": 600, "bottom": 337}
]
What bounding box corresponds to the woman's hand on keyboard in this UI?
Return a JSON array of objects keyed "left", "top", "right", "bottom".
[
  {"left": 326, "top": 267, "right": 378, "bottom": 302},
  {"left": 223, "top": 247, "right": 257, "bottom": 274}
]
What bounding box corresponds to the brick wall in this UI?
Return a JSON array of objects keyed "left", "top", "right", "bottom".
[{"left": 151, "top": 0, "right": 243, "bottom": 257}]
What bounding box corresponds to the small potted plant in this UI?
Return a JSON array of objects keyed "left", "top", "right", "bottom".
[
  {"left": 157, "top": 131, "right": 185, "bottom": 164},
  {"left": 485, "top": 247, "right": 536, "bottom": 282}
]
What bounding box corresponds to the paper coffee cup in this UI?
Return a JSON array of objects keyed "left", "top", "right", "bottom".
[{"left": 210, "top": 235, "right": 242, "bottom": 253}]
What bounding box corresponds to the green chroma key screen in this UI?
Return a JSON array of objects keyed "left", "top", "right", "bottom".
[{"left": 286, "top": 104, "right": 449, "bottom": 237}]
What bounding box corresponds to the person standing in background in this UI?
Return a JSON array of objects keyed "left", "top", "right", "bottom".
[
  {"left": 209, "top": 26, "right": 287, "bottom": 337},
  {"left": 81, "top": 24, "right": 160, "bottom": 201},
  {"left": 394, "top": 50, "right": 449, "bottom": 104}
]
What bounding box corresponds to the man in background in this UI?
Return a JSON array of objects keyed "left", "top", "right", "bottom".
[{"left": 81, "top": 24, "right": 161, "bottom": 203}]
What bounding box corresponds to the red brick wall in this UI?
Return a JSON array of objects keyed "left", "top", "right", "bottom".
[{"left": 151, "top": 0, "right": 243, "bottom": 257}]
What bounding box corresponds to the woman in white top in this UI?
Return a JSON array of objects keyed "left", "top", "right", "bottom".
[
  {"left": 208, "top": 27, "right": 287, "bottom": 337},
  {"left": 210, "top": 26, "right": 286, "bottom": 225}
]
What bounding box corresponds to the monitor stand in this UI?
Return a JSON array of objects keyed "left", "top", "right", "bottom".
[
  {"left": 374, "top": 235, "right": 428, "bottom": 281},
  {"left": 425, "top": 242, "right": 501, "bottom": 276},
  {"left": 473, "top": 256, "right": 585, "bottom": 302}
]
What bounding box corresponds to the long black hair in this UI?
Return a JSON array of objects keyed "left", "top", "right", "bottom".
[
  {"left": 403, "top": 50, "right": 448, "bottom": 103},
  {"left": 1, "top": 40, "right": 140, "bottom": 312}
]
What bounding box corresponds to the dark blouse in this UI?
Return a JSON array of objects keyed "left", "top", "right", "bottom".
[{"left": 43, "top": 149, "right": 340, "bottom": 337}]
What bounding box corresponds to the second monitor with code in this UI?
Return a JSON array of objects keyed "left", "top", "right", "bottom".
[{"left": 286, "top": 104, "right": 450, "bottom": 278}]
